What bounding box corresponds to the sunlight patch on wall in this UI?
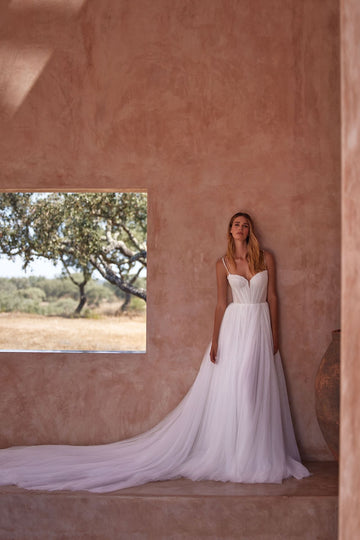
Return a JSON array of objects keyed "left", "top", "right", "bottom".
[
  {"left": 0, "top": 0, "right": 87, "bottom": 116},
  {"left": 0, "top": 43, "right": 52, "bottom": 116}
]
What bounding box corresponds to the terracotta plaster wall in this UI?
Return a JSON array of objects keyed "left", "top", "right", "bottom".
[
  {"left": 0, "top": 0, "right": 339, "bottom": 460},
  {"left": 340, "top": 0, "right": 360, "bottom": 537}
]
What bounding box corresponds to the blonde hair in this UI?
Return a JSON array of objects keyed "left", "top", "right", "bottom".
[{"left": 226, "top": 212, "right": 266, "bottom": 275}]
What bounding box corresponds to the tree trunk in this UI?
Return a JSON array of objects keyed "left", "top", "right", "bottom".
[
  {"left": 121, "top": 292, "right": 131, "bottom": 312},
  {"left": 74, "top": 282, "right": 87, "bottom": 314}
]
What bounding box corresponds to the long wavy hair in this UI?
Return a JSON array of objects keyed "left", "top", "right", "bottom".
[{"left": 226, "top": 212, "right": 266, "bottom": 275}]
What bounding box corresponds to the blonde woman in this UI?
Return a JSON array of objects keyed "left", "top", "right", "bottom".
[
  {"left": 211, "top": 212, "right": 277, "bottom": 364},
  {"left": 0, "top": 212, "right": 309, "bottom": 492}
]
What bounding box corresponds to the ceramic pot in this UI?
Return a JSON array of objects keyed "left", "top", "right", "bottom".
[{"left": 315, "top": 329, "right": 340, "bottom": 460}]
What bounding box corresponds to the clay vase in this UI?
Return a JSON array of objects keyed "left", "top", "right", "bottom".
[{"left": 315, "top": 329, "right": 340, "bottom": 460}]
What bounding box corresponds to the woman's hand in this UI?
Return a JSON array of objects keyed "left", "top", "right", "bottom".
[
  {"left": 273, "top": 334, "right": 279, "bottom": 355},
  {"left": 210, "top": 342, "right": 217, "bottom": 363}
]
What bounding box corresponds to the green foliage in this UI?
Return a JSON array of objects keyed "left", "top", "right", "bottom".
[
  {"left": 82, "top": 309, "right": 103, "bottom": 319},
  {"left": 85, "top": 280, "right": 114, "bottom": 307},
  {"left": 104, "top": 276, "right": 147, "bottom": 299},
  {"left": 18, "top": 287, "right": 46, "bottom": 302},
  {"left": 39, "top": 278, "right": 78, "bottom": 300},
  {"left": 0, "top": 278, "right": 17, "bottom": 293},
  {"left": 127, "top": 295, "right": 146, "bottom": 312},
  {"left": 0, "top": 290, "right": 22, "bottom": 312},
  {"left": 45, "top": 298, "right": 78, "bottom": 317},
  {"left": 0, "top": 275, "right": 145, "bottom": 317},
  {"left": 0, "top": 192, "right": 147, "bottom": 306}
]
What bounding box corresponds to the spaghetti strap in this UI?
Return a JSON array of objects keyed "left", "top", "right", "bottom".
[{"left": 222, "top": 256, "right": 230, "bottom": 275}]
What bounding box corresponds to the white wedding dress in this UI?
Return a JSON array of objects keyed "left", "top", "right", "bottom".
[{"left": 0, "top": 264, "right": 310, "bottom": 492}]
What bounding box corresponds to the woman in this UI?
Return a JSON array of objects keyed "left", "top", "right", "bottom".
[
  {"left": 210, "top": 212, "right": 278, "bottom": 364},
  {"left": 0, "top": 212, "right": 310, "bottom": 492}
]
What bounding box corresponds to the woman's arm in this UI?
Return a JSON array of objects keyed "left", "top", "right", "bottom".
[
  {"left": 265, "top": 251, "right": 279, "bottom": 354},
  {"left": 210, "top": 259, "right": 228, "bottom": 363}
]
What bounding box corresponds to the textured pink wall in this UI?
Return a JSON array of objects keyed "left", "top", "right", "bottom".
[
  {"left": 0, "top": 0, "right": 339, "bottom": 459},
  {"left": 340, "top": 0, "right": 360, "bottom": 536}
]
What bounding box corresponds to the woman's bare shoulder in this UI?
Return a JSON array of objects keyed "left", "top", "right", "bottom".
[
  {"left": 216, "top": 256, "right": 228, "bottom": 274},
  {"left": 263, "top": 250, "right": 275, "bottom": 268}
]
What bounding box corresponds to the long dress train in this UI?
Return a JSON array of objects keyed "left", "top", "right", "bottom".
[{"left": 0, "top": 267, "right": 310, "bottom": 492}]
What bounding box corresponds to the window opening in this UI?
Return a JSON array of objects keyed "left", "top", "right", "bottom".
[{"left": 0, "top": 192, "right": 147, "bottom": 352}]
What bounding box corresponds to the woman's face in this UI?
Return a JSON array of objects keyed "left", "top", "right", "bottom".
[{"left": 230, "top": 216, "right": 250, "bottom": 241}]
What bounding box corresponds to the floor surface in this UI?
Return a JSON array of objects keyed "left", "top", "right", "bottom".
[{"left": 0, "top": 461, "right": 338, "bottom": 540}]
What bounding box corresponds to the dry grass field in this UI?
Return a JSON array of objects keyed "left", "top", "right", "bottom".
[{"left": 0, "top": 312, "right": 146, "bottom": 351}]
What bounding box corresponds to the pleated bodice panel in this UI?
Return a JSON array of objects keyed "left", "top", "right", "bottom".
[{"left": 227, "top": 270, "right": 268, "bottom": 304}]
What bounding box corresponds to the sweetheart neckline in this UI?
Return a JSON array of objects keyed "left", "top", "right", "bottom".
[{"left": 227, "top": 269, "right": 267, "bottom": 284}]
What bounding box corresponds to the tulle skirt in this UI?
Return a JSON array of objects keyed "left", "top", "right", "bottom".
[{"left": 0, "top": 302, "right": 310, "bottom": 492}]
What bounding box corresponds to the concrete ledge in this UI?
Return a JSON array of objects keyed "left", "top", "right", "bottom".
[{"left": 0, "top": 462, "right": 338, "bottom": 540}]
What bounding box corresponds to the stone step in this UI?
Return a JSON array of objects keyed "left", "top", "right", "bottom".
[{"left": 0, "top": 462, "right": 338, "bottom": 540}]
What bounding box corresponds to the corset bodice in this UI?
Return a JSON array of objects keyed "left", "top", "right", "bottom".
[{"left": 227, "top": 270, "right": 268, "bottom": 304}]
